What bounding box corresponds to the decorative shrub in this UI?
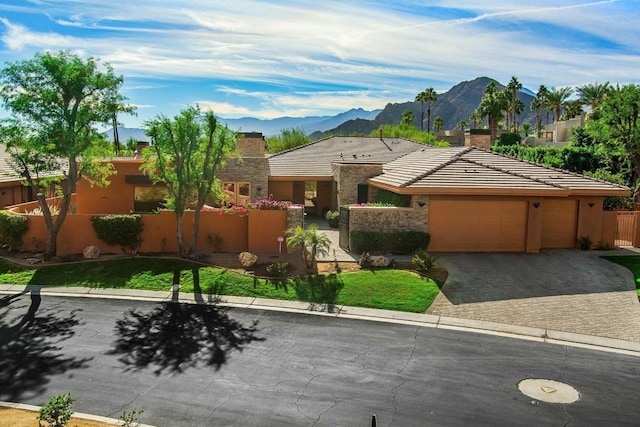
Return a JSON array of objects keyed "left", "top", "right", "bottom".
[
  {"left": 251, "top": 194, "right": 290, "bottom": 210},
  {"left": 412, "top": 250, "right": 437, "bottom": 276},
  {"left": 325, "top": 210, "right": 340, "bottom": 228},
  {"left": 266, "top": 262, "right": 289, "bottom": 277},
  {"left": 494, "top": 132, "right": 522, "bottom": 146},
  {"left": 374, "top": 189, "right": 411, "bottom": 207},
  {"left": 38, "top": 392, "right": 75, "bottom": 427},
  {"left": 349, "top": 230, "right": 430, "bottom": 254},
  {"left": 578, "top": 235, "right": 593, "bottom": 250},
  {"left": 0, "top": 210, "right": 28, "bottom": 251},
  {"left": 91, "top": 214, "right": 144, "bottom": 253}
]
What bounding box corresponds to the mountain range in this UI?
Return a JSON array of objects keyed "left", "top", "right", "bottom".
[{"left": 105, "top": 77, "right": 537, "bottom": 142}]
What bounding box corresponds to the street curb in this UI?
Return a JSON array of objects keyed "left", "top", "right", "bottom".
[
  {"left": 1, "top": 285, "right": 639, "bottom": 357},
  {"left": 0, "top": 401, "right": 155, "bottom": 427}
]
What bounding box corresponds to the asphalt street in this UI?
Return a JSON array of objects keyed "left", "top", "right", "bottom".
[{"left": 1, "top": 293, "right": 639, "bottom": 426}]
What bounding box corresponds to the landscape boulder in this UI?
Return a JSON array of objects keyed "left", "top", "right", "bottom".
[
  {"left": 83, "top": 245, "right": 101, "bottom": 259},
  {"left": 239, "top": 251, "right": 258, "bottom": 268},
  {"left": 369, "top": 254, "right": 392, "bottom": 268}
]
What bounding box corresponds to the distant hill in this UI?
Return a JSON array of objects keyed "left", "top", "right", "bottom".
[
  {"left": 104, "top": 108, "right": 381, "bottom": 141},
  {"left": 219, "top": 108, "right": 381, "bottom": 136},
  {"left": 313, "top": 77, "right": 537, "bottom": 138}
]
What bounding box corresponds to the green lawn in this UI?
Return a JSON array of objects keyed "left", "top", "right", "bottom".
[
  {"left": 0, "top": 258, "right": 439, "bottom": 313},
  {"left": 602, "top": 255, "right": 640, "bottom": 296}
]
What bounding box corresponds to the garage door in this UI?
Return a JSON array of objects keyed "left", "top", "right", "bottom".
[
  {"left": 429, "top": 197, "right": 528, "bottom": 252},
  {"left": 541, "top": 199, "right": 578, "bottom": 248}
]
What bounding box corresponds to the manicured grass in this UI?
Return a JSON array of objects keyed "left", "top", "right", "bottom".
[
  {"left": 602, "top": 255, "right": 640, "bottom": 296},
  {"left": 0, "top": 257, "right": 439, "bottom": 313}
]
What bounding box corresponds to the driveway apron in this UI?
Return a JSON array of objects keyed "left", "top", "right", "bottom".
[{"left": 428, "top": 249, "right": 640, "bottom": 342}]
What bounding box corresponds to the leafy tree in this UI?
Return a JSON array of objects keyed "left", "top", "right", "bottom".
[
  {"left": 143, "top": 106, "right": 236, "bottom": 257},
  {"left": 401, "top": 109, "right": 415, "bottom": 126},
  {"left": 265, "top": 127, "right": 310, "bottom": 154},
  {"left": 586, "top": 84, "right": 640, "bottom": 197},
  {"left": 457, "top": 120, "right": 468, "bottom": 131},
  {"left": 546, "top": 87, "right": 574, "bottom": 122},
  {"left": 286, "top": 224, "right": 330, "bottom": 269},
  {"left": 474, "top": 81, "right": 507, "bottom": 143},
  {"left": 432, "top": 116, "right": 444, "bottom": 132},
  {"left": 577, "top": 82, "right": 612, "bottom": 111},
  {"left": 0, "top": 51, "right": 133, "bottom": 258}
]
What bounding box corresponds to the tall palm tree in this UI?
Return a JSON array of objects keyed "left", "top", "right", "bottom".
[
  {"left": 546, "top": 87, "right": 574, "bottom": 122},
  {"left": 402, "top": 109, "right": 414, "bottom": 126},
  {"left": 576, "top": 82, "right": 612, "bottom": 111},
  {"left": 506, "top": 76, "right": 523, "bottom": 132},
  {"left": 457, "top": 120, "right": 468, "bottom": 131},
  {"left": 433, "top": 116, "right": 444, "bottom": 132},
  {"left": 470, "top": 110, "right": 483, "bottom": 128},
  {"left": 534, "top": 85, "right": 550, "bottom": 124},
  {"left": 422, "top": 87, "right": 438, "bottom": 134},
  {"left": 414, "top": 90, "right": 428, "bottom": 131},
  {"left": 474, "top": 81, "right": 507, "bottom": 143}
]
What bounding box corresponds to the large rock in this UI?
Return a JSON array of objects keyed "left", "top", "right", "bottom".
[
  {"left": 83, "top": 245, "right": 101, "bottom": 259},
  {"left": 369, "top": 254, "right": 392, "bottom": 268},
  {"left": 239, "top": 251, "right": 258, "bottom": 268}
]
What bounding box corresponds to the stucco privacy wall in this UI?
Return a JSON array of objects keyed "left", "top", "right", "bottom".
[
  {"left": 348, "top": 206, "right": 428, "bottom": 233},
  {"left": 332, "top": 163, "right": 383, "bottom": 207}
]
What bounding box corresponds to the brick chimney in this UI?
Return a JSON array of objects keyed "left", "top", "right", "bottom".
[
  {"left": 464, "top": 129, "right": 492, "bottom": 150},
  {"left": 236, "top": 132, "right": 265, "bottom": 157}
]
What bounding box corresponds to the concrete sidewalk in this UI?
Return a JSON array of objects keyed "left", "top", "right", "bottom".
[{"left": 1, "top": 284, "right": 639, "bottom": 356}]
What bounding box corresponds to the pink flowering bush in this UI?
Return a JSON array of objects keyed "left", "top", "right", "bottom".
[{"left": 251, "top": 194, "right": 291, "bottom": 210}]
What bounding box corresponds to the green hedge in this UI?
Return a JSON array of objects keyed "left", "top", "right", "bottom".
[
  {"left": 374, "top": 189, "right": 411, "bottom": 207},
  {"left": 350, "top": 230, "right": 430, "bottom": 254},
  {"left": 91, "top": 214, "right": 144, "bottom": 253},
  {"left": 0, "top": 210, "right": 28, "bottom": 251}
]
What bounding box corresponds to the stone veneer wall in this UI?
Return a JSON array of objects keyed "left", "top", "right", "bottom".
[
  {"left": 236, "top": 134, "right": 265, "bottom": 156},
  {"left": 349, "top": 204, "right": 428, "bottom": 233},
  {"left": 286, "top": 205, "right": 304, "bottom": 254},
  {"left": 464, "top": 132, "right": 492, "bottom": 150},
  {"left": 331, "top": 163, "right": 384, "bottom": 206},
  {"left": 218, "top": 157, "right": 269, "bottom": 201}
]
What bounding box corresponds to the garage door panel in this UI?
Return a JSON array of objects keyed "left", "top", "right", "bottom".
[
  {"left": 429, "top": 198, "right": 527, "bottom": 252},
  {"left": 541, "top": 199, "right": 577, "bottom": 248}
]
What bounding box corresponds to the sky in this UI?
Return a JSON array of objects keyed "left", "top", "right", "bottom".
[{"left": 0, "top": 0, "right": 639, "bottom": 128}]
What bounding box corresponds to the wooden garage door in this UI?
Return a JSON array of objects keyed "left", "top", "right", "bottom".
[
  {"left": 429, "top": 197, "right": 527, "bottom": 252},
  {"left": 541, "top": 199, "right": 578, "bottom": 248}
]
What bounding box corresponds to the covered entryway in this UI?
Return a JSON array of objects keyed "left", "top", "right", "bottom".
[
  {"left": 541, "top": 199, "right": 578, "bottom": 248},
  {"left": 428, "top": 196, "right": 528, "bottom": 252}
]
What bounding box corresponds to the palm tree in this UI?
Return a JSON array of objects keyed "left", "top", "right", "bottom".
[
  {"left": 522, "top": 122, "right": 531, "bottom": 137},
  {"left": 401, "top": 109, "right": 414, "bottom": 127},
  {"left": 534, "top": 85, "right": 550, "bottom": 125},
  {"left": 414, "top": 90, "right": 428, "bottom": 131},
  {"left": 432, "top": 116, "right": 444, "bottom": 132},
  {"left": 506, "top": 76, "right": 523, "bottom": 132},
  {"left": 474, "top": 81, "right": 507, "bottom": 143},
  {"left": 576, "top": 82, "right": 612, "bottom": 111},
  {"left": 286, "top": 224, "right": 331, "bottom": 269},
  {"left": 457, "top": 120, "right": 468, "bottom": 131},
  {"left": 422, "top": 87, "right": 438, "bottom": 134},
  {"left": 470, "top": 110, "right": 483, "bottom": 128},
  {"left": 546, "top": 87, "right": 574, "bottom": 122}
]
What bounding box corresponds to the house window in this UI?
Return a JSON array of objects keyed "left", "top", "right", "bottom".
[
  {"left": 134, "top": 186, "right": 169, "bottom": 212},
  {"left": 222, "top": 181, "right": 251, "bottom": 205}
]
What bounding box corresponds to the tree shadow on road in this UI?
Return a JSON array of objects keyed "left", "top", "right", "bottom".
[
  {"left": 0, "top": 286, "right": 91, "bottom": 401},
  {"left": 110, "top": 270, "right": 264, "bottom": 375}
]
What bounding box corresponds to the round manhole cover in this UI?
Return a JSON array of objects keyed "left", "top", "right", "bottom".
[{"left": 518, "top": 379, "right": 580, "bottom": 404}]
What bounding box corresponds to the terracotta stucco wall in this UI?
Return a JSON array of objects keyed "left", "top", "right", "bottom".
[
  {"left": 248, "top": 210, "right": 288, "bottom": 253},
  {"left": 74, "top": 160, "right": 143, "bottom": 214},
  {"left": 600, "top": 211, "right": 617, "bottom": 247},
  {"left": 269, "top": 181, "right": 294, "bottom": 201}
]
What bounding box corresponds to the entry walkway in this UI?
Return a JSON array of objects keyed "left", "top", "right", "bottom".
[
  {"left": 304, "top": 215, "right": 358, "bottom": 262},
  {"left": 428, "top": 249, "right": 640, "bottom": 343}
]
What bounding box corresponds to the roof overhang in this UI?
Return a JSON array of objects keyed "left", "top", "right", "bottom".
[
  {"left": 269, "top": 175, "right": 334, "bottom": 182},
  {"left": 367, "top": 180, "right": 573, "bottom": 197}
]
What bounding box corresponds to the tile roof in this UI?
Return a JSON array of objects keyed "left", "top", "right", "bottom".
[
  {"left": 0, "top": 144, "right": 65, "bottom": 183},
  {"left": 268, "top": 136, "right": 428, "bottom": 177},
  {"left": 369, "top": 147, "right": 629, "bottom": 196}
]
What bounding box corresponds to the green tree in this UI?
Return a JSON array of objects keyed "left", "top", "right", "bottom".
[
  {"left": 401, "top": 109, "right": 415, "bottom": 126},
  {"left": 422, "top": 87, "right": 438, "bottom": 134},
  {"left": 506, "top": 76, "right": 523, "bottom": 132},
  {"left": 546, "top": 86, "right": 574, "bottom": 122},
  {"left": 265, "top": 127, "right": 310, "bottom": 154},
  {"left": 0, "top": 51, "right": 133, "bottom": 258},
  {"left": 143, "top": 106, "right": 236, "bottom": 257},
  {"left": 414, "top": 90, "right": 428, "bottom": 131},
  {"left": 286, "top": 224, "right": 331, "bottom": 269},
  {"left": 457, "top": 120, "right": 468, "bottom": 131},
  {"left": 371, "top": 124, "right": 446, "bottom": 146},
  {"left": 586, "top": 84, "right": 640, "bottom": 197},
  {"left": 432, "top": 116, "right": 444, "bottom": 132},
  {"left": 521, "top": 122, "right": 531, "bottom": 137},
  {"left": 474, "top": 81, "right": 507, "bottom": 144},
  {"left": 577, "top": 82, "right": 612, "bottom": 111}
]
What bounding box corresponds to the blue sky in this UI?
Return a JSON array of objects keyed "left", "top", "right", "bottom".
[{"left": 0, "top": 0, "right": 639, "bottom": 127}]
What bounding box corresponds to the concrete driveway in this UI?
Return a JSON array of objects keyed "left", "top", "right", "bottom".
[{"left": 428, "top": 249, "right": 640, "bottom": 342}]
